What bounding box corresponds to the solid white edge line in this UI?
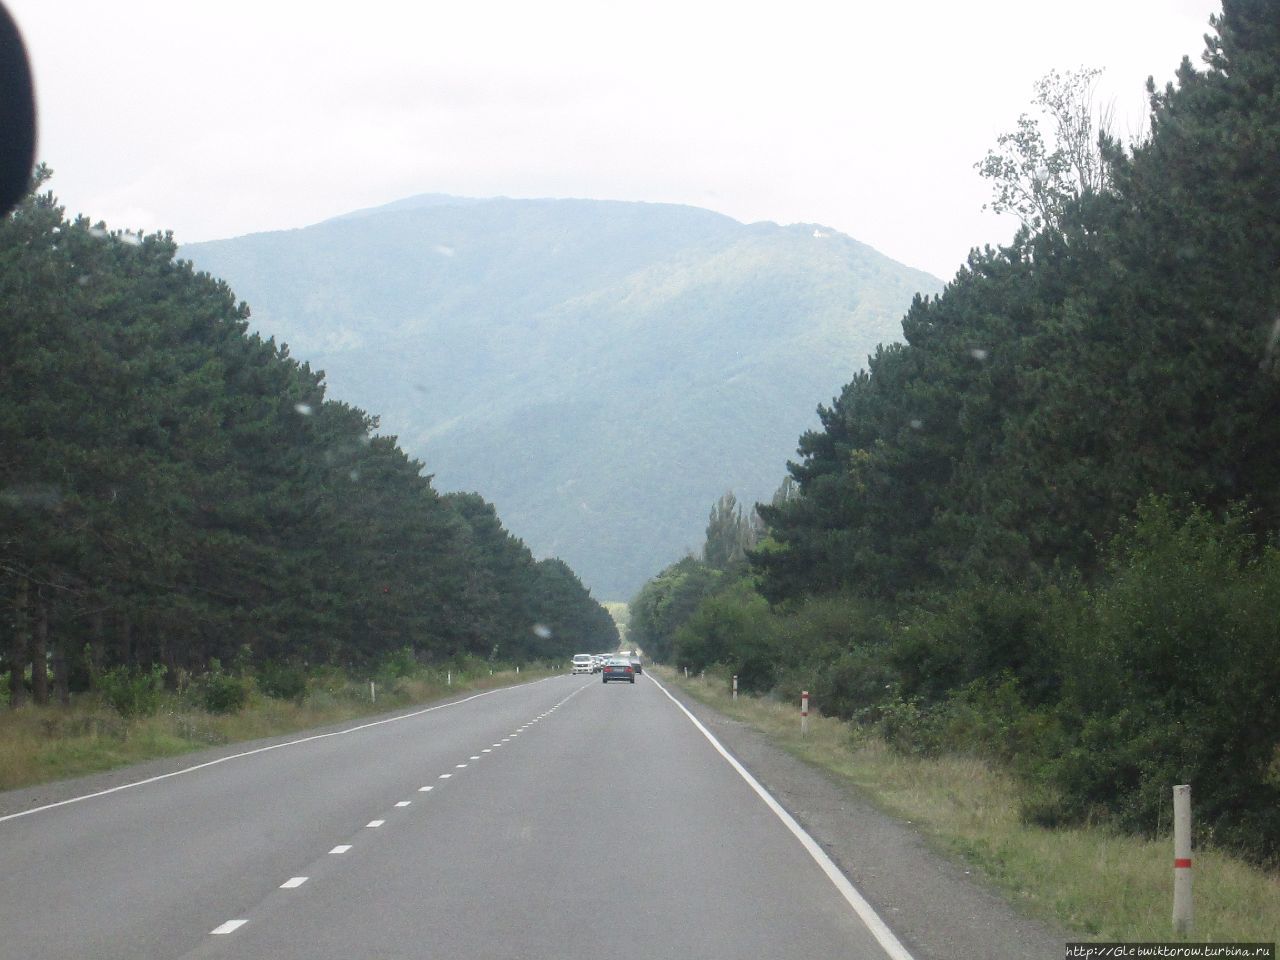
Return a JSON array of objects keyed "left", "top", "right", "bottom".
[
  {"left": 648, "top": 674, "right": 916, "bottom": 960},
  {"left": 210, "top": 919, "right": 247, "bottom": 935},
  {"left": 0, "top": 675, "right": 568, "bottom": 825}
]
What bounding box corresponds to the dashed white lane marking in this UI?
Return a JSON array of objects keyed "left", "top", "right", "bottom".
[
  {"left": 470, "top": 755, "right": 481, "bottom": 759},
  {"left": 0, "top": 675, "right": 570, "bottom": 825},
  {"left": 649, "top": 675, "right": 915, "bottom": 960},
  {"left": 481, "top": 748, "right": 492, "bottom": 753},
  {"left": 197, "top": 679, "right": 590, "bottom": 945},
  {"left": 455, "top": 764, "right": 468, "bottom": 769}
]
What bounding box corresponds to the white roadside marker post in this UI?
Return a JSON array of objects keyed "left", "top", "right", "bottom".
[
  {"left": 732, "top": 675, "right": 738, "bottom": 700},
  {"left": 370, "top": 680, "right": 375, "bottom": 703},
  {"left": 1173, "top": 784, "right": 1193, "bottom": 934},
  {"left": 801, "top": 690, "right": 809, "bottom": 736},
  {"left": 447, "top": 670, "right": 451, "bottom": 686}
]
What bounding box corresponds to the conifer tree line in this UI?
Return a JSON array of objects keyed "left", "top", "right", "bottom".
[
  {"left": 1, "top": 168, "right": 617, "bottom": 705},
  {"left": 633, "top": 1, "right": 1280, "bottom": 860}
]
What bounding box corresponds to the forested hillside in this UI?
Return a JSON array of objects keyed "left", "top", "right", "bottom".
[
  {"left": 1, "top": 171, "right": 617, "bottom": 707},
  {"left": 180, "top": 197, "right": 941, "bottom": 599},
  {"left": 633, "top": 0, "right": 1280, "bottom": 861}
]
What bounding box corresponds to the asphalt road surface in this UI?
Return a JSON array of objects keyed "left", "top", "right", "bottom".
[{"left": 1, "top": 674, "right": 911, "bottom": 960}]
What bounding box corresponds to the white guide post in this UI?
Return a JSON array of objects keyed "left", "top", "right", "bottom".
[
  {"left": 732, "top": 675, "right": 738, "bottom": 700},
  {"left": 369, "top": 680, "right": 375, "bottom": 703},
  {"left": 1173, "top": 784, "right": 1193, "bottom": 935},
  {"left": 801, "top": 690, "right": 809, "bottom": 736}
]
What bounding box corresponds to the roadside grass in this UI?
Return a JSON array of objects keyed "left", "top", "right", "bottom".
[
  {"left": 657, "top": 666, "right": 1280, "bottom": 943},
  {"left": 0, "top": 665, "right": 558, "bottom": 794}
]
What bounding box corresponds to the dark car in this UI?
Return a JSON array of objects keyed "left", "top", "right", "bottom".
[
  {"left": 601, "top": 658, "right": 635, "bottom": 684},
  {"left": 629, "top": 656, "right": 643, "bottom": 675}
]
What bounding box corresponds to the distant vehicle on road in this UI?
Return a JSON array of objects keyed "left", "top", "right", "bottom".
[
  {"left": 629, "top": 656, "right": 642, "bottom": 675},
  {"left": 602, "top": 658, "right": 635, "bottom": 684},
  {"left": 572, "top": 654, "right": 594, "bottom": 675}
]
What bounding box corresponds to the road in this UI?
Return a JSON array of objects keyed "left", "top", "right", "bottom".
[{"left": 0, "top": 674, "right": 909, "bottom": 960}]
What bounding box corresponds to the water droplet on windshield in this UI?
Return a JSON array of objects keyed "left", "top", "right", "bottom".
[
  {"left": 909, "top": 419, "right": 923, "bottom": 429},
  {"left": 294, "top": 403, "right": 313, "bottom": 416},
  {"left": 969, "top": 348, "right": 989, "bottom": 361},
  {"left": 532, "top": 624, "right": 552, "bottom": 639},
  {"left": 1264, "top": 315, "right": 1280, "bottom": 367}
]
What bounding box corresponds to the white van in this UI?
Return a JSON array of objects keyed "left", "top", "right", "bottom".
[{"left": 571, "top": 654, "right": 594, "bottom": 675}]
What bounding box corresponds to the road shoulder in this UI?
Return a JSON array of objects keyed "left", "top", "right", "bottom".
[{"left": 660, "top": 678, "right": 1068, "bottom": 960}]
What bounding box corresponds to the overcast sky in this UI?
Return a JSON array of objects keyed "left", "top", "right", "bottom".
[{"left": 10, "top": 0, "right": 1219, "bottom": 280}]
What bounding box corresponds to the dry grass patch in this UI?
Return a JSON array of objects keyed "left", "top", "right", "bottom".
[
  {"left": 658, "top": 666, "right": 1280, "bottom": 942},
  {"left": 0, "top": 666, "right": 555, "bottom": 793}
]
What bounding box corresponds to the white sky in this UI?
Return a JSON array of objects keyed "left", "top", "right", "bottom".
[{"left": 10, "top": 0, "right": 1219, "bottom": 279}]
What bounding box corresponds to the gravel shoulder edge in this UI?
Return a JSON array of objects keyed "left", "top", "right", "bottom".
[{"left": 661, "top": 677, "right": 1069, "bottom": 960}]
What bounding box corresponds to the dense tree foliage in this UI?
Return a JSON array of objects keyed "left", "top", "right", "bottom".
[
  {"left": 1, "top": 171, "right": 616, "bottom": 703},
  {"left": 759, "top": 0, "right": 1280, "bottom": 602},
  {"left": 639, "top": 1, "right": 1280, "bottom": 861}
]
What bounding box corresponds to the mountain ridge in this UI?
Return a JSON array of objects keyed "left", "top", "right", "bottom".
[{"left": 179, "top": 195, "right": 943, "bottom": 598}]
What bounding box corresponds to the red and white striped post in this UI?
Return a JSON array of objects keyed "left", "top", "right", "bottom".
[
  {"left": 1173, "top": 784, "right": 1193, "bottom": 934},
  {"left": 801, "top": 690, "right": 809, "bottom": 736},
  {"left": 732, "top": 675, "right": 738, "bottom": 700}
]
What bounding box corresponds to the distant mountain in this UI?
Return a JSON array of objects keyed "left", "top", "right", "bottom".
[{"left": 180, "top": 196, "right": 942, "bottom": 599}]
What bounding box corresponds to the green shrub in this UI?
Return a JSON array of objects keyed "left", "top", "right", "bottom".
[
  {"left": 257, "top": 662, "right": 308, "bottom": 702},
  {"left": 1048, "top": 499, "right": 1280, "bottom": 860},
  {"left": 97, "top": 665, "right": 166, "bottom": 718},
  {"left": 891, "top": 583, "right": 1062, "bottom": 708},
  {"left": 673, "top": 580, "right": 779, "bottom": 691},
  {"left": 768, "top": 593, "right": 897, "bottom": 720},
  {"left": 199, "top": 660, "right": 250, "bottom": 714},
  {"left": 378, "top": 646, "right": 418, "bottom": 682},
  {"left": 876, "top": 696, "right": 944, "bottom": 757}
]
